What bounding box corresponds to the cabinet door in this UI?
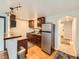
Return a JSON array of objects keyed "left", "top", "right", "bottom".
[
  {"left": 37, "top": 17, "right": 45, "bottom": 27},
  {"left": 10, "top": 14, "right": 16, "bottom": 27},
  {"left": 18, "top": 39, "right": 27, "bottom": 54},
  {"left": 29, "top": 20, "right": 34, "bottom": 28}
]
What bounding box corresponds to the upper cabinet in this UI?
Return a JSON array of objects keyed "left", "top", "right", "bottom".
[
  {"left": 37, "top": 17, "right": 45, "bottom": 27},
  {"left": 28, "top": 17, "right": 45, "bottom": 28},
  {"left": 10, "top": 14, "right": 16, "bottom": 27},
  {"left": 29, "top": 20, "right": 34, "bottom": 28}
]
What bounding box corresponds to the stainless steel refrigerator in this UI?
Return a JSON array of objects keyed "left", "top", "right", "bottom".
[{"left": 41, "top": 23, "right": 55, "bottom": 54}]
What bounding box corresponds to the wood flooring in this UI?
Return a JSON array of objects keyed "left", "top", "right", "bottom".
[{"left": 26, "top": 46, "right": 56, "bottom": 59}]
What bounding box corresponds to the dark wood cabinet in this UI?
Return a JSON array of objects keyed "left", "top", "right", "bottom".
[
  {"left": 29, "top": 20, "right": 34, "bottom": 28},
  {"left": 18, "top": 39, "right": 27, "bottom": 54},
  {"left": 37, "top": 17, "right": 45, "bottom": 27},
  {"left": 10, "top": 14, "right": 16, "bottom": 27},
  {"left": 27, "top": 33, "right": 41, "bottom": 47},
  {"left": 10, "top": 14, "right": 16, "bottom": 21},
  {"left": 28, "top": 17, "right": 45, "bottom": 28}
]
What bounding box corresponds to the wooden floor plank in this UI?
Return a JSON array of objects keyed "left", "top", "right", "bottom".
[{"left": 26, "top": 46, "right": 56, "bottom": 59}]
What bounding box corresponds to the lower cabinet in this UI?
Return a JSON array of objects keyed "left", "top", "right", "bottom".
[
  {"left": 18, "top": 39, "right": 27, "bottom": 54},
  {"left": 17, "top": 39, "right": 27, "bottom": 59},
  {"left": 27, "top": 33, "right": 41, "bottom": 47}
]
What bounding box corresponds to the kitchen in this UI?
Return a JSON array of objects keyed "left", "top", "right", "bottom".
[{"left": 0, "top": 0, "right": 79, "bottom": 59}]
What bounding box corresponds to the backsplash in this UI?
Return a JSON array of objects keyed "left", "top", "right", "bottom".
[{"left": 10, "top": 28, "right": 17, "bottom": 35}]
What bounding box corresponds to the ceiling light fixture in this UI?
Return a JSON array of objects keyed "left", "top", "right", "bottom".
[{"left": 10, "top": 3, "right": 22, "bottom": 14}]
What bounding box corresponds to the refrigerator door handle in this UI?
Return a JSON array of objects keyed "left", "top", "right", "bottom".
[{"left": 41, "top": 31, "right": 51, "bottom": 33}]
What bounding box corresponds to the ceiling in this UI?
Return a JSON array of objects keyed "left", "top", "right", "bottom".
[{"left": 8, "top": 0, "right": 79, "bottom": 19}]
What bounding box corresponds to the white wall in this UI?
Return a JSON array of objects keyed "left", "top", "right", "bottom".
[
  {"left": 10, "top": 19, "right": 38, "bottom": 37},
  {"left": 46, "top": 10, "right": 79, "bottom": 57},
  {"left": 10, "top": 19, "right": 29, "bottom": 37},
  {"left": 76, "top": 18, "right": 79, "bottom": 56},
  {"left": 0, "top": 0, "right": 10, "bottom": 33},
  {"left": 0, "top": 0, "right": 9, "bottom": 12},
  {"left": 16, "top": 20, "right": 29, "bottom": 37}
]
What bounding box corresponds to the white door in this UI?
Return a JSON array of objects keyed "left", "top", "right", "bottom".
[{"left": 0, "top": 17, "right": 4, "bottom": 51}]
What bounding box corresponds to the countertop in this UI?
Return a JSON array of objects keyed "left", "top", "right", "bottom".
[
  {"left": 28, "top": 32, "right": 41, "bottom": 36},
  {"left": 4, "top": 33, "right": 22, "bottom": 40},
  {"left": 4, "top": 33, "right": 27, "bottom": 41}
]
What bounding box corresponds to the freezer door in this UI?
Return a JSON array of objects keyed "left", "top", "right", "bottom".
[
  {"left": 41, "top": 32, "right": 52, "bottom": 54},
  {"left": 42, "top": 24, "right": 52, "bottom": 31}
]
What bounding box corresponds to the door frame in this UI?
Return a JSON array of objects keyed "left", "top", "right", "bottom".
[
  {"left": 0, "top": 16, "right": 6, "bottom": 32},
  {"left": 0, "top": 16, "right": 6, "bottom": 50}
]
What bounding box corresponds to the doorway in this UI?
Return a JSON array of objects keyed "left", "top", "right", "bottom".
[{"left": 58, "top": 16, "right": 77, "bottom": 57}]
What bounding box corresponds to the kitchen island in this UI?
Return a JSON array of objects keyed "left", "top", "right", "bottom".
[{"left": 4, "top": 33, "right": 27, "bottom": 59}]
